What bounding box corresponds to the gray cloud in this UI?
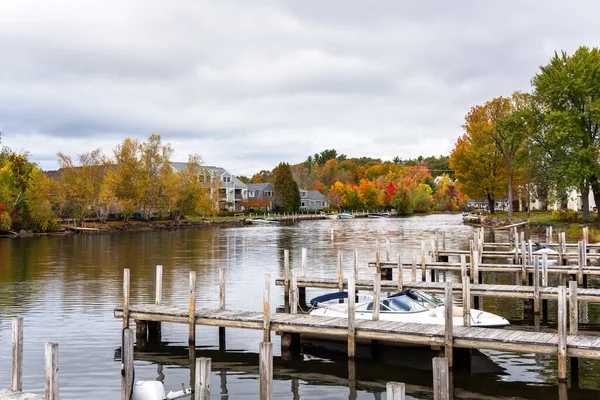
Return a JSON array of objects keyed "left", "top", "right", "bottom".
[{"left": 1, "top": 0, "right": 599, "bottom": 176}]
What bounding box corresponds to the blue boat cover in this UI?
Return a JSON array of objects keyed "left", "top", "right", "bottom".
[{"left": 310, "top": 289, "right": 412, "bottom": 306}]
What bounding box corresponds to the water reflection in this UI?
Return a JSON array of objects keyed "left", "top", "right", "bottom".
[{"left": 1, "top": 214, "right": 600, "bottom": 399}]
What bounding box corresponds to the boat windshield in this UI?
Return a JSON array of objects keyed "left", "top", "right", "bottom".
[
  {"left": 406, "top": 290, "right": 444, "bottom": 308},
  {"left": 361, "top": 296, "right": 428, "bottom": 313}
]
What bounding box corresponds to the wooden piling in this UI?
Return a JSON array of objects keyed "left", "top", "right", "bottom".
[
  {"left": 386, "top": 382, "right": 405, "bottom": 400},
  {"left": 353, "top": 249, "right": 358, "bottom": 281},
  {"left": 583, "top": 226, "right": 589, "bottom": 244},
  {"left": 460, "top": 255, "right": 470, "bottom": 327},
  {"left": 386, "top": 238, "right": 391, "bottom": 261},
  {"left": 259, "top": 342, "right": 273, "bottom": 400},
  {"left": 290, "top": 271, "right": 298, "bottom": 315},
  {"left": 348, "top": 275, "right": 356, "bottom": 359},
  {"left": 219, "top": 268, "right": 225, "bottom": 310},
  {"left": 121, "top": 328, "right": 134, "bottom": 400},
  {"left": 411, "top": 251, "right": 417, "bottom": 282},
  {"left": 338, "top": 252, "right": 344, "bottom": 298},
  {"left": 472, "top": 251, "right": 479, "bottom": 284},
  {"left": 263, "top": 274, "right": 271, "bottom": 342},
  {"left": 421, "top": 242, "right": 426, "bottom": 282},
  {"left": 542, "top": 254, "right": 548, "bottom": 286},
  {"left": 444, "top": 282, "right": 453, "bottom": 368},
  {"left": 155, "top": 265, "right": 163, "bottom": 305},
  {"left": 373, "top": 273, "right": 381, "bottom": 321},
  {"left": 284, "top": 250, "right": 290, "bottom": 307},
  {"left": 123, "top": 268, "right": 130, "bottom": 329},
  {"left": 301, "top": 248, "right": 307, "bottom": 277},
  {"left": 569, "top": 280, "right": 578, "bottom": 335},
  {"left": 521, "top": 241, "right": 527, "bottom": 285},
  {"left": 195, "top": 357, "right": 211, "bottom": 400},
  {"left": 533, "top": 257, "right": 540, "bottom": 315},
  {"left": 557, "top": 286, "right": 567, "bottom": 382},
  {"left": 188, "top": 271, "right": 196, "bottom": 345},
  {"left": 45, "top": 342, "right": 59, "bottom": 400},
  {"left": 397, "top": 252, "right": 403, "bottom": 291},
  {"left": 11, "top": 317, "right": 23, "bottom": 392},
  {"left": 432, "top": 357, "right": 450, "bottom": 400}
]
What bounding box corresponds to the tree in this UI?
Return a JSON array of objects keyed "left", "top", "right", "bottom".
[
  {"left": 532, "top": 46, "right": 600, "bottom": 219},
  {"left": 450, "top": 117, "right": 508, "bottom": 214},
  {"left": 357, "top": 179, "right": 382, "bottom": 210},
  {"left": 466, "top": 92, "right": 531, "bottom": 216},
  {"left": 273, "top": 162, "right": 300, "bottom": 212}
]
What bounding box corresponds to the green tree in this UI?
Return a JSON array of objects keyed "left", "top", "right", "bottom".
[
  {"left": 273, "top": 162, "right": 300, "bottom": 212},
  {"left": 532, "top": 46, "right": 600, "bottom": 219}
]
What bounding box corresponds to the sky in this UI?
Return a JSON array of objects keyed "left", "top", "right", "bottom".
[{"left": 1, "top": 1, "right": 598, "bottom": 177}]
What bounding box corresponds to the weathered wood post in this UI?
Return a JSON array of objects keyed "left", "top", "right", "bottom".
[
  {"left": 569, "top": 280, "right": 579, "bottom": 384},
  {"left": 148, "top": 265, "right": 163, "bottom": 339},
  {"left": 432, "top": 357, "right": 450, "bottom": 400},
  {"left": 45, "top": 342, "right": 59, "bottom": 400},
  {"left": 421, "top": 242, "right": 427, "bottom": 282},
  {"left": 397, "top": 252, "right": 403, "bottom": 291},
  {"left": 373, "top": 272, "right": 381, "bottom": 321},
  {"left": 549, "top": 226, "right": 553, "bottom": 244},
  {"left": 472, "top": 250, "right": 480, "bottom": 309},
  {"left": 290, "top": 271, "right": 298, "bottom": 315},
  {"left": 283, "top": 250, "right": 290, "bottom": 310},
  {"left": 259, "top": 342, "right": 273, "bottom": 400},
  {"left": 11, "top": 317, "right": 23, "bottom": 392},
  {"left": 121, "top": 328, "right": 134, "bottom": 400},
  {"left": 301, "top": 248, "right": 307, "bottom": 277},
  {"left": 263, "top": 274, "right": 271, "bottom": 342},
  {"left": 521, "top": 241, "right": 527, "bottom": 285},
  {"left": 386, "top": 382, "right": 406, "bottom": 399},
  {"left": 577, "top": 241, "right": 584, "bottom": 286},
  {"left": 444, "top": 282, "right": 453, "bottom": 367},
  {"left": 123, "top": 268, "right": 130, "bottom": 329},
  {"left": 561, "top": 232, "right": 567, "bottom": 266},
  {"left": 188, "top": 271, "right": 196, "bottom": 345},
  {"left": 195, "top": 357, "right": 211, "bottom": 400},
  {"left": 557, "top": 286, "right": 567, "bottom": 382},
  {"left": 353, "top": 249, "right": 358, "bottom": 282},
  {"left": 460, "top": 255, "right": 470, "bottom": 327},
  {"left": 348, "top": 275, "right": 356, "bottom": 359},
  {"left": 338, "top": 252, "right": 344, "bottom": 302},
  {"left": 583, "top": 226, "right": 589, "bottom": 244},
  {"left": 541, "top": 253, "right": 549, "bottom": 320},
  {"left": 430, "top": 239, "right": 437, "bottom": 282},
  {"left": 411, "top": 250, "right": 417, "bottom": 282},
  {"left": 386, "top": 238, "right": 391, "bottom": 261},
  {"left": 533, "top": 256, "right": 540, "bottom": 315}
]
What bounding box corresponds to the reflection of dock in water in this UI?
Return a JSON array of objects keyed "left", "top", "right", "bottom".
[{"left": 115, "top": 341, "right": 600, "bottom": 399}]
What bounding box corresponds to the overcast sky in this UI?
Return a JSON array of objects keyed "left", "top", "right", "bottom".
[{"left": 1, "top": 1, "right": 598, "bottom": 176}]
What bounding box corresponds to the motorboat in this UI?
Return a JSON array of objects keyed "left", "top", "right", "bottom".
[
  {"left": 324, "top": 214, "right": 339, "bottom": 220},
  {"left": 532, "top": 242, "right": 559, "bottom": 255},
  {"left": 338, "top": 212, "right": 355, "bottom": 219},
  {"left": 249, "top": 217, "right": 280, "bottom": 224},
  {"left": 462, "top": 213, "right": 481, "bottom": 224},
  {"left": 309, "top": 289, "right": 509, "bottom": 328},
  {"left": 367, "top": 212, "right": 391, "bottom": 218}
]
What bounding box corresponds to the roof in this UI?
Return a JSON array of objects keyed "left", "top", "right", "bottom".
[
  {"left": 169, "top": 162, "right": 246, "bottom": 187},
  {"left": 246, "top": 183, "right": 273, "bottom": 191},
  {"left": 303, "top": 190, "right": 327, "bottom": 202}
]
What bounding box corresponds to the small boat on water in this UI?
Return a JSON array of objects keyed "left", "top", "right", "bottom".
[
  {"left": 324, "top": 213, "right": 339, "bottom": 220},
  {"left": 532, "top": 242, "right": 559, "bottom": 255},
  {"left": 249, "top": 217, "right": 280, "bottom": 224},
  {"left": 367, "top": 212, "right": 391, "bottom": 218},
  {"left": 338, "top": 212, "right": 355, "bottom": 219},
  {"left": 462, "top": 213, "right": 481, "bottom": 224},
  {"left": 309, "top": 289, "right": 509, "bottom": 328}
]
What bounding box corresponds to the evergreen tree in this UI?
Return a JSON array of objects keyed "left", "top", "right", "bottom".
[{"left": 273, "top": 162, "right": 300, "bottom": 212}]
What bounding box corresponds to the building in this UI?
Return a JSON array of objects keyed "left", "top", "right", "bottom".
[
  {"left": 299, "top": 189, "right": 329, "bottom": 210},
  {"left": 243, "top": 183, "right": 274, "bottom": 210},
  {"left": 170, "top": 163, "right": 247, "bottom": 211}
]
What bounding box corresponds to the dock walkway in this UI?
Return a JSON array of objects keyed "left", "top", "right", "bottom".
[
  {"left": 368, "top": 261, "right": 600, "bottom": 275},
  {"left": 0, "top": 390, "right": 42, "bottom": 400}
]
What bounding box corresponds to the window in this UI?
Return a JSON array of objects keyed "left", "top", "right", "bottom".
[
  {"left": 264, "top": 190, "right": 273, "bottom": 197},
  {"left": 249, "top": 192, "right": 254, "bottom": 198},
  {"left": 222, "top": 176, "right": 231, "bottom": 183},
  {"left": 301, "top": 201, "right": 306, "bottom": 207},
  {"left": 301, "top": 191, "right": 307, "bottom": 197}
]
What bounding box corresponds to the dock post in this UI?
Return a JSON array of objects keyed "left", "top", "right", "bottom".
[
  {"left": 386, "top": 238, "right": 391, "bottom": 261},
  {"left": 188, "top": 271, "right": 196, "bottom": 345},
  {"left": 521, "top": 241, "right": 527, "bottom": 285},
  {"left": 348, "top": 275, "right": 356, "bottom": 359},
  {"left": 421, "top": 242, "right": 427, "bottom": 282},
  {"left": 284, "top": 249, "right": 290, "bottom": 311},
  {"left": 561, "top": 232, "right": 567, "bottom": 266},
  {"left": 472, "top": 251, "right": 480, "bottom": 310},
  {"left": 411, "top": 251, "right": 417, "bottom": 282},
  {"left": 373, "top": 272, "right": 381, "bottom": 321},
  {"left": 557, "top": 286, "right": 567, "bottom": 382},
  {"left": 195, "top": 357, "right": 211, "bottom": 400},
  {"left": 11, "top": 316, "right": 23, "bottom": 392},
  {"left": 542, "top": 254, "right": 548, "bottom": 320},
  {"left": 45, "top": 342, "right": 59, "bottom": 400},
  {"left": 444, "top": 282, "right": 453, "bottom": 368},
  {"left": 338, "top": 252, "right": 344, "bottom": 302},
  {"left": 123, "top": 268, "right": 130, "bottom": 329},
  {"left": 461, "top": 256, "right": 470, "bottom": 327},
  {"left": 290, "top": 271, "right": 298, "bottom": 314},
  {"left": 430, "top": 240, "right": 437, "bottom": 282},
  {"left": 397, "top": 252, "right": 403, "bottom": 291},
  {"left": 432, "top": 357, "right": 450, "bottom": 400},
  {"left": 583, "top": 226, "right": 589, "bottom": 244},
  {"left": 353, "top": 249, "right": 358, "bottom": 282},
  {"left": 533, "top": 257, "right": 540, "bottom": 315},
  {"left": 577, "top": 241, "right": 584, "bottom": 286},
  {"left": 148, "top": 265, "right": 163, "bottom": 340},
  {"left": 386, "top": 382, "right": 406, "bottom": 399},
  {"left": 263, "top": 274, "right": 271, "bottom": 342},
  {"left": 121, "top": 328, "right": 134, "bottom": 400},
  {"left": 219, "top": 267, "right": 226, "bottom": 349},
  {"left": 301, "top": 248, "right": 307, "bottom": 276},
  {"left": 259, "top": 342, "right": 273, "bottom": 400},
  {"left": 569, "top": 280, "right": 579, "bottom": 335}
]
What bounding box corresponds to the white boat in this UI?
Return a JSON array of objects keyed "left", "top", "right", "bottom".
[
  {"left": 250, "top": 217, "right": 280, "bottom": 224},
  {"left": 309, "top": 289, "right": 509, "bottom": 328},
  {"left": 324, "top": 214, "right": 339, "bottom": 220},
  {"left": 367, "top": 212, "right": 391, "bottom": 218},
  {"left": 338, "top": 212, "right": 355, "bottom": 219}
]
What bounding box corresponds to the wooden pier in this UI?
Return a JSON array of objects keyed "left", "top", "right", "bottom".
[{"left": 115, "top": 266, "right": 600, "bottom": 387}]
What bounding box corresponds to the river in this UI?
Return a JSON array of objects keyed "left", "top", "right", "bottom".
[{"left": 0, "top": 214, "right": 599, "bottom": 399}]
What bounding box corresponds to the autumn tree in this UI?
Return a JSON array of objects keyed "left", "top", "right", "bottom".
[
  {"left": 357, "top": 179, "right": 382, "bottom": 210},
  {"left": 273, "top": 162, "right": 300, "bottom": 212},
  {"left": 532, "top": 46, "right": 600, "bottom": 219},
  {"left": 450, "top": 114, "right": 508, "bottom": 214}
]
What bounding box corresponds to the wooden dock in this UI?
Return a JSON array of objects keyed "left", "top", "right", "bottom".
[
  {"left": 274, "top": 276, "right": 600, "bottom": 302},
  {"left": 0, "top": 390, "right": 43, "bottom": 400}
]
